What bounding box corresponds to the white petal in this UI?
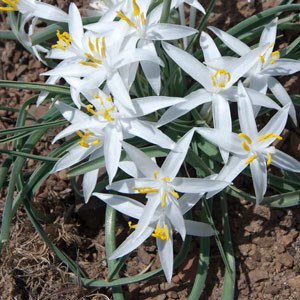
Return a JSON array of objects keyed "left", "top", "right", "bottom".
[
  {"left": 172, "top": 178, "right": 228, "bottom": 193},
  {"left": 200, "top": 31, "right": 221, "bottom": 62},
  {"left": 259, "top": 18, "right": 277, "bottom": 48},
  {"left": 186, "top": 0, "right": 206, "bottom": 13},
  {"left": 185, "top": 220, "right": 214, "bottom": 236},
  {"left": 107, "top": 178, "right": 157, "bottom": 194},
  {"left": 127, "top": 120, "right": 176, "bottom": 150},
  {"left": 147, "top": 23, "right": 198, "bottom": 40},
  {"left": 104, "top": 125, "right": 123, "bottom": 184},
  {"left": 270, "top": 149, "right": 300, "bottom": 172},
  {"left": 119, "top": 161, "right": 143, "bottom": 178},
  {"left": 250, "top": 156, "right": 268, "bottom": 203},
  {"left": 208, "top": 26, "right": 250, "bottom": 56},
  {"left": 33, "top": 2, "right": 68, "bottom": 22},
  {"left": 237, "top": 82, "right": 258, "bottom": 138},
  {"left": 69, "top": 3, "right": 83, "bottom": 48},
  {"left": 245, "top": 87, "right": 280, "bottom": 110},
  {"left": 157, "top": 90, "right": 210, "bottom": 127},
  {"left": 162, "top": 42, "right": 211, "bottom": 89},
  {"left": 267, "top": 77, "right": 297, "bottom": 125},
  {"left": 248, "top": 75, "right": 268, "bottom": 94},
  {"left": 262, "top": 59, "right": 300, "bottom": 76},
  {"left": 178, "top": 193, "right": 203, "bottom": 214},
  {"left": 55, "top": 101, "right": 88, "bottom": 123},
  {"left": 93, "top": 193, "right": 145, "bottom": 219},
  {"left": 162, "top": 129, "right": 195, "bottom": 179},
  {"left": 122, "top": 141, "right": 160, "bottom": 177}
]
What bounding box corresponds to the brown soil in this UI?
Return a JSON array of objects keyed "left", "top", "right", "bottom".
[{"left": 0, "top": 1, "right": 300, "bottom": 299}]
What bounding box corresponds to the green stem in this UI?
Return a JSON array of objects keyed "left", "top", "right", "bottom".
[{"left": 160, "top": 0, "right": 172, "bottom": 23}]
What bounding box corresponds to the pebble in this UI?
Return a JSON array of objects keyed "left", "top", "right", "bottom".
[
  {"left": 280, "top": 253, "right": 294, "bottom": 268},
  {"left": 264, "top": 286, "right": 281, "bottom": 295},
  {"left": 253, "top": 236, "right": 274, "bottom": 248},
  {"left": 248, "top": 269, "right": 269, "bottom": 284},
  {"left": 288, "top": 275, "right": 300, "bottom": 291}
]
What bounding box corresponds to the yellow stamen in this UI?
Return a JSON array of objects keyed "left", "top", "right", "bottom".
[
  {"left": 84, "top": 52, "right": 102, "bottom": 64},
  {"left": 161, "top": 192, "right": 166, "bottom": 208},
  {"left": 245, "top": 154, "right": 258, "bottom": 164},
  {"left": 106, "top": 95, "right": 112, "bottom": 102},
  {"left": 92, "top": 139, "right": 100, "bottom": 145},
  {"left": 162, "top": 176, "right": 170, "bottom": 182},
  {"left": 76, "top": 131, "right": 95, "bottom": 148},
  {"left": 153, "top": 170, "right": 158, "bottom": 179},
  {"left": 242, "top": 141, "right": 250, "bottom": 152},
  {"left": 169, "top": 190, "right": 179, "bottom": 199},
  {"left": 211, "top": 69, "right": 231, "bottom": 88},
  {"left": 101, "top": 36, "right": 106, "bottom": 58},
  {"left": 267, "top": 152, "right": 272, "bottom": 166},
  {"left": 152, "top": 224, "right": 170, "bottom": 240},
  {"left": 259, "top": 55, "right": 265, "bottom": 63},
  {"left": 79, "top": 60, "right": 98, "bottom": 68},
  {"left": 269, "top": 50, "right": 280, "bottom": 64},
  {"left": 52, "top": 31, "right": 72, "bottom": 51},
  {"left": 0, "top": 0, "right": 17, "bottom": 11},
  {"left": 104, "top": 106, "right": 115, "bottom": 121},
  {"left": 238, "top": 133, "right": 252, "bottom": 144},
  {"left": 116, "top": 11, "right": 137, "bottom": 28},
  {"left": 257, "top": 133, "right": 282, "bottom": 142},
  {"left": 86, "top": 104, "right": 100, "bottom": 116},
  {"left": 88, "top": 37, "right": 95, "bottom": 52},
  {"left": 132, "top": 0, "right": 140, "bottom": 16},
  {"left": 128, "top": 221, "right": 137, "bottom": 229},
  {"left": 95, "top": 37, "right": 100, "bottom": 53},
  {"left": 132, "top": 187, "right": 159, "bottom": 194},
  {"left": 141, "top": 12, "right": 146, "bottom": 25}
]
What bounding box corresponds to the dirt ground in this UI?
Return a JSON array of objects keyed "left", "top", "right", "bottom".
[{"left": 0, "top": 0, "right": 300, "bottom": 299}]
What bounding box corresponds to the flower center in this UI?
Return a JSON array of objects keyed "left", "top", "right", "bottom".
[
  {"left": 0, "top": 0, "right": 18, "bottom": 11},
  {"left": 238, "top": 132, "right": 282, "bottom": 166},
  {"left": 79, "top": 36, "right": 106, "bottom": 68},
  {"left": 116, "top": 0, "right": 147, "bottom": 31},
  {"left": 86, "top": 94, "right": 116, "bottom": 121},
  {"left": 76, "top": 130, "right": 100, "bottom": 148},
  {"left": 52, "top": 31, "right": 72, "bottom": 51},
  {"left": 211, "top": 69, "right": 231, "bottom": 89}
]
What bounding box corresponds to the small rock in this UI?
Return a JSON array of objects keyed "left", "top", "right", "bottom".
[
  {"left": 251, "top": 249, "right": 262, "bottom": 262},
  {"left": 280, "top": 253, "right": 294, "bottom": 268},
  {"left": 275, "top": 244, "right": 285, "bottom": 254},
  {"left": 167, "top": 291, "right": 178, "bottom": 299},
  {"left": 264, "top": 286, "right": 281, "bottom": 295},
  {"left": 253, "top": 236, "right": 274, "bottom": 248},
  {"left": 155, "top": 295, "right": 166, "bottom": 300},
  {"left": 288, "top": 275, "right": 300, "bottom": 291},
  {"left": 137, "top": 246, "right": 152, "bottom": 265},
  {"left": 248, "top": 269, "right": 269, "bottom": 284},
  {"left": 282, "top": 232, "right": 297, "bottom": 248}
]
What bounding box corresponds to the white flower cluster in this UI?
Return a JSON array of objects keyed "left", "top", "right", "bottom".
[{"left": 3, "top": 0, "right": 300, "bottom": 282}]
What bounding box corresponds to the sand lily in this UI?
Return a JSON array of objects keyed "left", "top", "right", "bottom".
[
  {"left": 86, "top": 0, "right": 197, "bottom": 95},
  {"left": 93, "top": 191, "right": 213, "bottom": 282},
  {"left": 0, "top": 0, "right": 68, "bottom": 22},
  {"left": 51, "top": 91, "right": 184, "bottom": 199},
  {"left": 107, "top": 130, "right": 228, "bottom": 240},
  {"left": 196, "top": 82, "right": 300, "bottom": 203},
  {"left": 208, "top": 18, "right": 300, "bottom": 124},
  {"left": 160, "top": 40, "right": 278, "bottom": 162}
]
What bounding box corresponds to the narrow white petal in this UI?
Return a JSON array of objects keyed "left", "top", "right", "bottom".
[
  {"left": 267, "top": 77, "right": 297, "bottom": 125},
  {"left": 69, "top": 3, "right": 83, "bottom": 48},
  {"left": 237, "top": 82, "right": 258, "bottom": 138},
  {"left": 147, "top": 24, "right": 198, "bottom": 40},
  {"left": 104, "top": 125, "right": 123, "bottom": 184},
  {"left": 156, "top": 221, "right": 174, "bottom": 283},
  {"left": 245, "top": 87, "right": 280, "bottom": 110},
  {"left": 162, "top": 129, "right": 195, "bottom": 179},
  {"left": 122, "top": 142, "right": 160, "bottom": 177},
  {"left": 93, "top": 193, "right": 145, "bottom": 219},
  {"left": 33, "top": 3, "right": 68, "bottom": 22},
  {"left": 127, "top": 120, "right": 176, "bottom": 150},
  {"left": 268, "top": 149, "right": 300, "bottom": 172},
  {"left": 259, "top": 18, "right": 278, "bottom": 48},
  {"left": 250, "top": 156, "right": 268, "bottom": 203},
  {"left": 119, "top": 161, "right": 143, "bottom": 178},
  {"left": 248, "top": 75, "right": 268, "bottom": 94},
  {"left": 55, "top": 101, "right": 88, "bottom": 123},
  {"left": 262, "top": 59, "right": 300, "bottom": 76},
  {"left": 178, "top": 193, "right": 203, "bottom": 214},
  {"left": 162, "top": 42, "right": 211, "bottom": 89},
  {"left": 186, "top": 0, "right": 206, "bottom": 13},
  {"left": 108, "top": 178, "right": 156, "bottom": 194},
  {"left": 200, "top": 31, "right": 221, "bottom": 62},
  {"left": 208, "top": 26, "right": 250, "bottom": 56},
  {"left": 185, "top": 220, "right": 214, "bottom": 236}
]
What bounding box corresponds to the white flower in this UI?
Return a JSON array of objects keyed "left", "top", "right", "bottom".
[
  {"left": 86, "top": 0, "right": 197, "bottom": 95},
  {"left": 93, "top": 191, "right": 213, "bottom": 282},
  {"left": 208, "top": 18, "right": 300, "bottom": 125},
  {"left": 0, "top": 0, "right": 68, "bottom": 22},
  {"left": 89, "top": 0, "right": 126, "bottom": 15},
  {"left": 171, "top": 0, "right": 205, "bottom": 14},
  {"left": 159, "top": 39, "right": 278, "bottom": 162},
  {"left": 196, "top": 82, "right": 300, "bottom": 203},
  {"left": 52, "top": 91, "right": 184, "bottom": 200}
]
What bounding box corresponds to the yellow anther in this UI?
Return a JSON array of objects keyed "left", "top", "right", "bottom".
[
  {"left": 245, "top": 154, "right": 258, "bottom": 164},
  {"left": 86, "top": 104, "right": 99, "bottom": 116},
  {"left": 76, "top": 130, "right": 84, "bottom": 138},
  {"left": 52, "top": 30, "right": 72, "bottom": 51},
  {"left": 76, "top": 131, "right": 95, "bottom": 148},
  {"left": 132, "top": 187, "right": 159, "bottom": 194},
  {"left": 211, "top": 69, "right": 231, "bottom": 88},
  {"left": 162, "top": 176, "right": 170, "bottom": 182},
  {"left": 79, "top": 60, "right": 98, "bottom": 68},
  {"left": 88, "top": 37, "right": 95, "bottom": 52},
  {"left": 153, "top": 170, "right": 158, "bottom": 179},
  {"left": 0, "top": 0, "right": 18, "bottom": 11},
  {"left": 101, "top": 36, "right": 106, "bottom": 58},
  {"left": 92, "top": 139, "right": 100, "bottom": 145},
  {"left": 116, "top": 11, "right": 137, "bottom": 28},
  {"left": 161, "top": 192, "right": 166, "bottom": 208},
  {"left": 152, "top": 224, "right": 170, "bottom": 240},
  {"left": 84, "top": 52, "right": 102, "bottom": 64},
  {"left": 104, "top": 105, "right": 115, "bottom": 121},
  {"left": 95, "top": 37, "right": 100, "bottom": 53},
  {"left": 266, "top": 152, "right": 272, "bottom": 166},
  {"left": 238, "top": 133, "right": 252, "bottom": 144},
  {"left": 169, "top": 190, "right": 179, "bottom": 199},
  {"left": 269, "top": 50, "right": 280, "bottom": 65},
  {"left": 94, "top": 93, "right": 104, "bottom": 105},
  {"left": 259, "top": 55, "right": 265, "bottom": 63},
  {"left": 128, "top": 221, "right": 137, "bottom": 229},
  {"left": 257, "top": 133, "right": 282, "bottom": 142},
  {"left": 242, "top": 141, "right": 250, "bottom": 152},
  {"left": 106, "top": 95, "right": 112, "bottom": 102},
  {"left": 132, "top": 0, "right": 140, "bottom": 16},
  {"left": 141, "top": 12, "right": 146, "bottom": 25}
]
